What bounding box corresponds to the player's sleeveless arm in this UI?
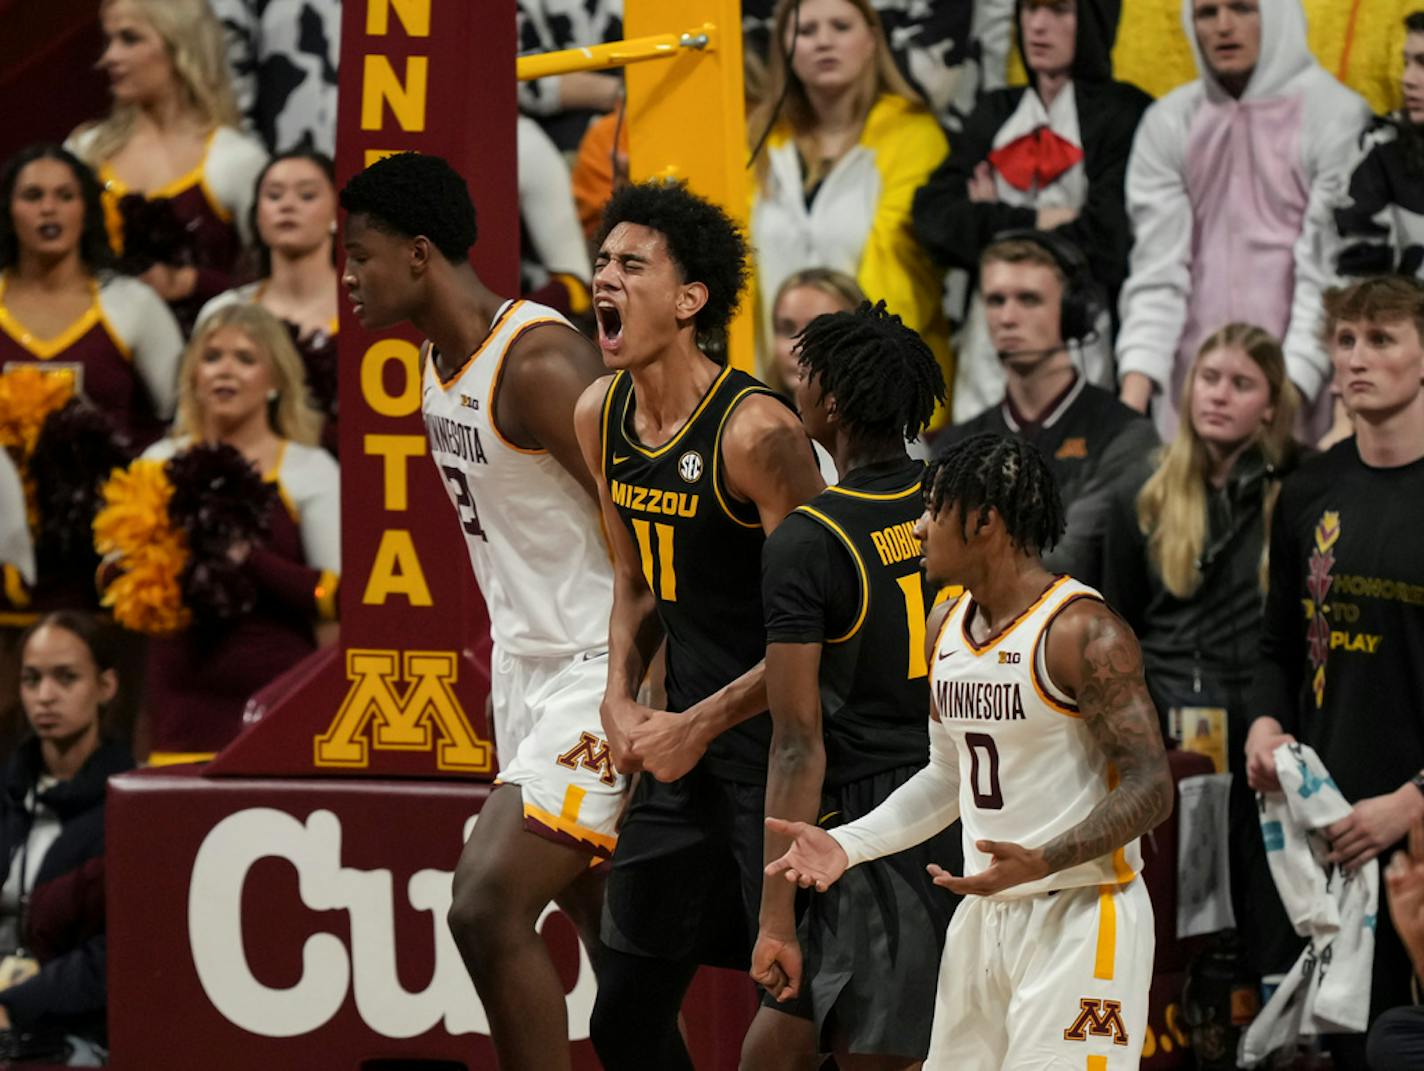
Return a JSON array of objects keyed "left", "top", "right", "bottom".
[{"left": 827, "top": 720, "right": 960, "bottom": 868}]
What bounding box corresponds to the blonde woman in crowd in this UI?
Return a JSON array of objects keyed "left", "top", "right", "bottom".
[
  {"left": 748, "top": 0, "right": 952, "bottom": 422},
  {"left": 1099, "top": 321, "right": 1301, "bottom": 983},
  {"left": 67, "top": 0, "right": 267, "bottom": 335},
  {"left": 138, "top": 304, "right": 338, "bottom": 761},
  {"left": 197, "top": 149, "right": 341, "bottom": 454}
]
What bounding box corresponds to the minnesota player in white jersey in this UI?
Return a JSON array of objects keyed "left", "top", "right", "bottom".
[
  {"left": 766, "top": 432, "right": 1173, "bottom": 1069},
  {"left": 340, "top": 152, "right": 621, "bottom": 1071}
]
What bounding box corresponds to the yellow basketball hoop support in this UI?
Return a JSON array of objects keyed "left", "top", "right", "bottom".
[{"left": 515, "top": 0, "right": 753, "bottom": 371}]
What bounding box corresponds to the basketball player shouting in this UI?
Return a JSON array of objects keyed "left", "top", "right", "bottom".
[
  {"left": 571, "top": 181, "right": 824, "bottom": 1069},
  {"left": 768, "top": 432, "right": 1172, "bottom": 1069},
  {"left": 340, "top": 153, "right": 622, "bottom": 1071},
  {"left": 742, "top": 302, "right": 959, "bottom": 1071}
]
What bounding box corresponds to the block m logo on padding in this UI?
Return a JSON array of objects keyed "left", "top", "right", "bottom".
[{"left": 315, "top": 649, "right": 491, "bottom": 772}]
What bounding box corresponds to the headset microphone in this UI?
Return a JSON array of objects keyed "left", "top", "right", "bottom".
[{"left": 995, "top": 344, "right": 1067, "bottom": 362}]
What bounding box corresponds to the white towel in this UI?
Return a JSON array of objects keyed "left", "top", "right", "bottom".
[{"left": 1238, "top": 743, "right": 1379, "bottom": 1066}]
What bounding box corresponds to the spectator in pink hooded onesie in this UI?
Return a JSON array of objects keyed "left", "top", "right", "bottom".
[{"left": 1115, "top": 0, "right": 1370, "bottom": 440}]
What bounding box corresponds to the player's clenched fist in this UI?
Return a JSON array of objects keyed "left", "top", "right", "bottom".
[{"left": 764, "top": 817, "right": 849, "bottom": 892}]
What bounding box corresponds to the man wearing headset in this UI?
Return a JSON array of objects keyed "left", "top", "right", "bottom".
[{"left": 933, "top": 231, "right": 1157, "bottom": 584}]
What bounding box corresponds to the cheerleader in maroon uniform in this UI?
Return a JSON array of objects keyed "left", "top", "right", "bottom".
[
  {"left": 197, "top": 151, "right": 340, "bottom": 454},
  {"left": 0, "top": 145, "right": 180, "bottom": 452},
  {"left": 67, "top": 0, "right": 267, "bottom": 337},
  {"left": 139, "top": 303, "right": 338, "bottom": 761}
]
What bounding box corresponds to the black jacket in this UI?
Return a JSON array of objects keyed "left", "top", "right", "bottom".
[
  {"left": 1099, "top": 445, "right": 1304, "bottom": 745},
  {"left": 910, "top": 0, "right": 1150, "bottom": 303},
  {"left": 0, "top": 736, "right": 133, "bottom": 1041},
  {"left": 937, "top": 377, "right": 1159, "bottom": 584}
]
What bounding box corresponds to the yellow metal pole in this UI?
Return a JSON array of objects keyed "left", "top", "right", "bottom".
[
  {"left": 623, "top": 0, "right": 752, "bottom": 372},
  {"left": 515, "top": 27, "right": 715, "bottom": 82}
]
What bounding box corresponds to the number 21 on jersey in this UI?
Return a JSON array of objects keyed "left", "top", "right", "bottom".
[{"left": 441, "top": 466, "right": 487, "bottom": 542}]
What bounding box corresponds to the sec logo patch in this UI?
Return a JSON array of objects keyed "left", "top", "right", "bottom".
[{"left": 678, "top": 450, "right": 703, "bottom": 483}]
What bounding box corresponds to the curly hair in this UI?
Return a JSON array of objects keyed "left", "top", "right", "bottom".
[
  {"left": 250, "top": 149, "right": 336, "bottom": 278},
  {"left": 339, "top": 152, "right": 478, "bottom": 262},
  {"left": 0, "top": 145, "right": 115, "bottom": 273},
  {"left": 596, "top": 181, "right": 749, "bottom": 348},
  {"left": 796, "top": 300, "right": 944, "bottom": 444},
  {"left": 925, "top": 432, "right": 1065, "bottom": 555}
]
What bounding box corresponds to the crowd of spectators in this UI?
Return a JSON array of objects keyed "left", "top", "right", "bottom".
[{"left": 1, "top": 0, "right": 1423, "bottom": 1064}]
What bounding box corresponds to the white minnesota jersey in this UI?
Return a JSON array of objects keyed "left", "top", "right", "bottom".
[
  {"left": 421, "top": 300, "right": 613, "bottom": 657},
  {"left": 930, "top": 575, "right": 1142, "bottom": 898}
]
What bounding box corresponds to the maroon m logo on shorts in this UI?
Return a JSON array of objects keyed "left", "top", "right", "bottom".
[
  {"left": 1062, "top": 998, "right": 1129, "bottom": 1046},
  {"left": 556, "top": 732, "right": 617, "bottom": 786}
]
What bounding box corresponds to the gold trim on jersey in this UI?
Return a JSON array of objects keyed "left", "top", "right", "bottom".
[
  {"left": 523, "top": 790, "right": 617, "bottom": 856},
  {"left": 485, "top": 317, "right": 571, "bottom": 456},
  {"left": 1105, "top": 764, "right": 1138, "bottom": 884},
  {"left": 711, "top": 384, "right": 769, "bottom": 529},
  {"left": 824, "top": 480, "right": 922, "bottom": 502},
  {"left": 1030, "top": 592, "right": 1102, "bottom": 719},
  {"left": 617, "top": 363, "right": 732, "bottom": 460},
  {"left": 435, "top": 299, "right": 521, "bottom": 388},
  {"left": 796, "top": 505, "right": 869, "bottom": 644},
  {"left": 1094, "top": 885, "right": 1118, "bottom": 980},
  {"left": 2, "top": 565, "right": 29, "bottom": 610},
  {"left": 960, "top": 574, "right": 1071, "bottom": 656},
  {"left": 0, "top": 276, "right": 105, "bottom": 360},
  {"left": 314, "top": 570, "right": 339, "bottom": 622},
  {"left": 599, "top": 371, "right": 622, "bottom": 474}
]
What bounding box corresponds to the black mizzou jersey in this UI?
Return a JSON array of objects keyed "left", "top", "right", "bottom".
[
  {"left": 784, "top": 459, "right": 933, "bottom": 786},
  {"left": 600, "top": 364, "right": 783, "bottom": 783}
]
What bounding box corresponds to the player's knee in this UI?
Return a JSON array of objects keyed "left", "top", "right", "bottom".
[{"left": 446, "top": 873, "right": 522, "bottom": 956}]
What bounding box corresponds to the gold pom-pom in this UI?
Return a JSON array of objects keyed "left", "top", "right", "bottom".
[
  {"left": 94, "top": 460, "right": 191, "bottom": 635},
  {"left": 0, "top": 367, "right": 75, "bottom": 458}
]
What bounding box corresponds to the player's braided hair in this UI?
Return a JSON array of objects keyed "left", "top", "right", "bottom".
[
  {"left": 338, "top": 152, "right": 478, "bottom": 262},
  {"left": 796, "top": 300, "right": 945, "bottom": 444},
  {"left": 924, "top": 433, "right": 1065, "bottom": 554}
]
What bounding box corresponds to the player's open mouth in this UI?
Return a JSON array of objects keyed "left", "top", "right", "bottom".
[{"left": 595, "top": 302, "right": 623, "bottom": 345}]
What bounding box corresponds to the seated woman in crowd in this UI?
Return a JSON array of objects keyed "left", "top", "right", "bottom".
[
  {"left": 1099, "top": 321, "right": 1302, "bottom": 977},
  {"left": 0, "top": 144, "right": 181, "bottom": 450},
  {"left": 140, "top": 304, "right": 338, "bottom": 762},
  {"left": 197, "top": 150, "right": 340, "bottom": 455},
  {"left": 0, "top": 612, "right": 133, "bottom": 1066},
  {"left": 67, "top": 0, "right": 267, "bottom": 337},
  {"left": 748, "top": 0, "right": 951, "bottom": 422},
  {"left": 768, "top": 267, "right": 866, "bottom": 483}
]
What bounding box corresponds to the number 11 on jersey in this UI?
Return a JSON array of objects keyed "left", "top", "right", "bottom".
[{"left": 632, "top": 519, "right": 677, "bottom": 601}]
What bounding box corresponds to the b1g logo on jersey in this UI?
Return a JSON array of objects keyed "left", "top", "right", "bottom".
[
  {"left": 1063, "top": 997, "right": 1129, "bottom": 1046},
  {"left": 677, "top": 450, "right": 703, "bottom": 484},
  {"left": 998, "top": 651, "right": 1022, "bottom": 665}
]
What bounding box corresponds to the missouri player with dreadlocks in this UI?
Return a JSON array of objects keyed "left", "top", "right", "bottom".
[
  {"left": 743, "top": 302, "right": 956, "bottom": 1070},
  {"left": 766, "top": 432, "right": 1173, "bottom": 1070}
]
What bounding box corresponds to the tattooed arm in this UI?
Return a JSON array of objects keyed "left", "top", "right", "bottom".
[
  {"left": 1038, "top": 600, "right": 1173, "bottom": 871},
  {"left": 932, "top": 599, "right": 1171, "bottom": 897}
]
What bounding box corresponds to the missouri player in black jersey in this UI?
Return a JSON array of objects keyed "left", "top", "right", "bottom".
[
  {"left": 742, "top": 302, "right": 956, "bottom": 1070},
  {"left": 572, "top": 182, "right": 825, "bottom": 1070}
]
